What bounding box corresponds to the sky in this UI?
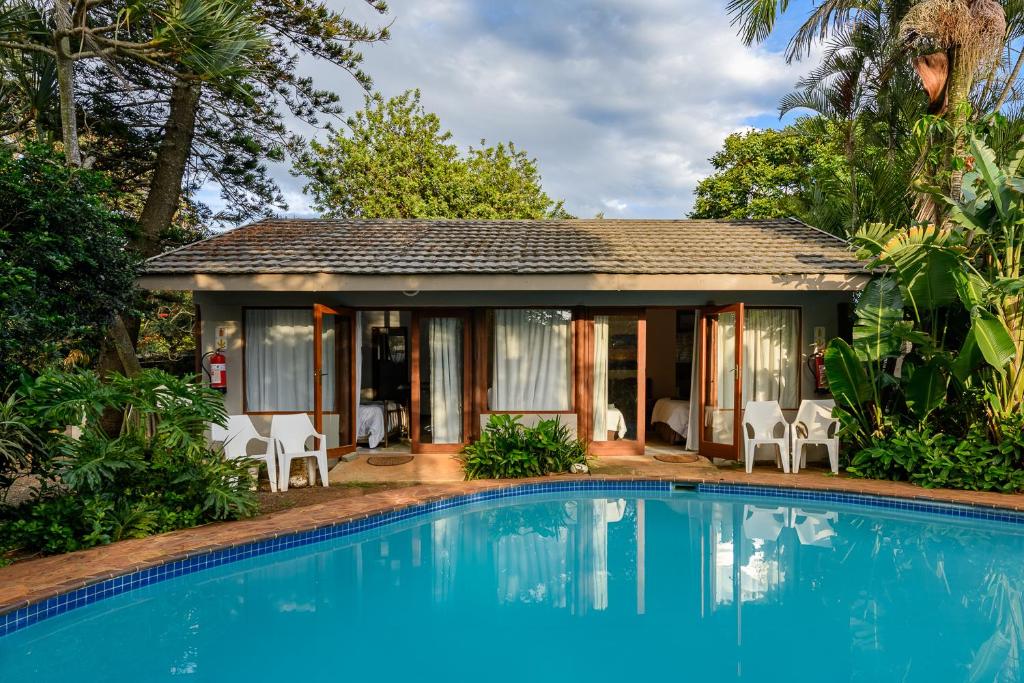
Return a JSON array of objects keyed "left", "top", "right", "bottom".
[{"left": 217, "top": 0, "right": 818, "bottom": 221}]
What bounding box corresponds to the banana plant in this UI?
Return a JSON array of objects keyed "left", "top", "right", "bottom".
[{"left": 826, "top": 127, "right": 1022, "bottom": 446}]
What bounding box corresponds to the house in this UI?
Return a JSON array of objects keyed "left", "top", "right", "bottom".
[{"left": 140, "top": 218, "right": 867, "bottom": 461}]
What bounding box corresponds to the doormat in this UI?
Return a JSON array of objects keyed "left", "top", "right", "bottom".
[
  {"left": 653, "top": 454, "right": 700, "bottom": 464},
  {"left": 367, "top": 455, "right": 414, "bottom": 467}
]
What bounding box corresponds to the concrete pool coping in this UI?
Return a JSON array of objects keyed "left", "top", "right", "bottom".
[{"left": 3, "top": 468, "right": 1024, "bottom": 621}]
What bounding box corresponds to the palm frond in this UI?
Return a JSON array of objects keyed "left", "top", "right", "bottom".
[{"left": 727, "top": 0, "right": 792, "bottom": 46}]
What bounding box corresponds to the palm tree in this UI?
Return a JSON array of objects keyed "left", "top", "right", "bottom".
[
  {"left": 728, "top": 0, "right": 1013, "bottom": 203},
  {"left": 771, "top": 3, "right": 920, "bottom": 232}
]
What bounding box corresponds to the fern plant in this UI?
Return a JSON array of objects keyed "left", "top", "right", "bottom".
[{"left": 1, "top": 368, "right": 257, "bottom": 556}]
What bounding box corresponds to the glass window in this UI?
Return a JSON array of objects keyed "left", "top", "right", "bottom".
[
  {"left": 742, "top": 308, "right": 800, "bottom": 409},
  {"left": 245, "top": 309, "right": 334, "bottom": 412},
  {"left": 592, "top": 315, "right": 639, "bottom": 441},
  {"left": 488, "top": 309, "right": 572, "bottom": 411},
  {"left": 419, "top": 317, "right": 464, "bottom": 444}
]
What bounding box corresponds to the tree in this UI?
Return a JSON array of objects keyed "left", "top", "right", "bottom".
[
  {"left": 689, "top": 123, "right": 845, "bottom": 222},
  {"left": 824, "top": 128, "right": 1023, "bottom": 451},
  {"left": 295, "top": 89, "right": 569, "bottom": 219},
  {"left": 0, "top": 145, "right": 138, "bottom": 386},
  {"left": 0, "top": 0, "right": 390, "bottom": 377},
  {"left": 727, "top": 0, "right": 1014, "bottom": 207}
]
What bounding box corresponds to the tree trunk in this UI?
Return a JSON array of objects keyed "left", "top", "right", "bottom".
[
  {"left": 109, "top": 316, "right": 143, "bottom": 376},
  {"left": 100, "top": 78, "right": 202, "bottom": 379},
  {"left": 137, "top": 78, "right": 202, "bottom": 258},
  {"left": 53, "top": 0, "right": 80, "bottom": 166},
  {"left": 945, "top": 47, "right": 976, "bottom": 202}
]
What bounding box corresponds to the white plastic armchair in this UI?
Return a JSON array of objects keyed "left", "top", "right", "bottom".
[
  {"left": 211, "top": 415, "right": 278, "bottom": 492},
  {"left": 742, "top": 401, "right": 791, "bottom": 474},
  {"left": 270, "top": 413, "right": 329, "bottom": 491},
  {"left": 791, "top": 399, "right": 840, "bottom": 474}
]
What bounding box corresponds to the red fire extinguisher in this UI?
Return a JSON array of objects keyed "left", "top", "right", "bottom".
[
  {"left": 203, "top": 350, "right": 228, "bottom": 393},
  {"left": 809, "top": 348, "right": 828, "bottom": 393}
]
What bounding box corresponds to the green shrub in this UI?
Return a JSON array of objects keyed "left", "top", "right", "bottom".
[
  {"left": 847, "top": 417, "right": 1024, "bottom": 493},
  {"left": 0, "top": 393, "right": 40, "bottom": 499},
  {"left": 0, "top": 144, "right": 139, "bottom": 385},
  {"left": 0, "top": 369, "right": 257, "bottom": 557},
  {"left": 461, "top": 414, "right": 587, "bottom": 480}
]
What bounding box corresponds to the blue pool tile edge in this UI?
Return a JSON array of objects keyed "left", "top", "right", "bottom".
[
  {"left": 4, "top": 478, "right": 1024, "bottom": 638},
  {"left": 697, "top": 482, "right": 1024, "bottom": 524}
]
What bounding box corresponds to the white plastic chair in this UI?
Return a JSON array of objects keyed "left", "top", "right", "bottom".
[
  {"left": 742, "top": 401, "right": 791, "bottom": 474},
  {"left": 791, "top": 399, "right": 840, "bottom": 474},
  {"left": 211, "top": 415, "right": 278, "bottom": 492},
  {"left": 271, "top": 413, "right": 329, "bottom": 491}
]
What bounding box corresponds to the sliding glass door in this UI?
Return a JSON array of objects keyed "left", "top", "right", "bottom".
[
  {"left": 313, "top": 304, "right": 356, "bottom": 457},
  {"left": 411, "top": 310, "right": 471, "bottom": 453},
  {"left": 698, "top": 304, "right": 744, "bottom": 460},
  {"left": 588, "top": 310, "right": 646, "bottom": 455}
]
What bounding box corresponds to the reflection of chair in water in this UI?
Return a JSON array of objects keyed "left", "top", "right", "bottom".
[
  {"left": 791, "top": 510, "right": 838, "bottom": 547},
  {"left": 605, "top": 499, "right": 626, "bottom": 523},
  {"left": 742, "top": 505, "right": 788, "bottom": 543}
]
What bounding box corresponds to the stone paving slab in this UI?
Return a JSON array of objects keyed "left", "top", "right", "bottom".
[{"left": 3, "top": 466, "right": 1024, "bottom": 617}]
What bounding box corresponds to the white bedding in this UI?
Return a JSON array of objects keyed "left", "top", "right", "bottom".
[
  {"left": 651, "top": 399, "right": 690, "bottom": 439},
  {"left": 357, "top": 404, "right": 386, "bottom": 449},
  {"left": 606, "top": 405, "right": 628, "bottom": 439}
]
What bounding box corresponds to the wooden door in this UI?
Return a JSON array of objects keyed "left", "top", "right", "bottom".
[
  {"left": 697, "top": 304, "right": 743, "bottom": 460},
  {"left": 410, "top": 310, "right": 472, "bottom": 454},
  {"left": 313, "top": 304, "right": 357, "bottom": 457},
  {"left": 587, "top": 310, "right": 646, "bottom": 455}
]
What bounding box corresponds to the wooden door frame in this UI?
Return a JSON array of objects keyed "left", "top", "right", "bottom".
[
  {"left": 410, "top": 309, "right": 473, "bottom": 454},
  {"left": 697, "top": 303, "right": 744, "bottom": 460},
  {"left": 583, "top": 309, "right": 647, "bottom": 456},
  {"left": 313, "top": 304, "right": 357, "bottom": 458}
]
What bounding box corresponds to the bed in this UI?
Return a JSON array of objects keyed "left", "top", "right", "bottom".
[
  {"left": 357, "top": 401, "right": 408, "bottom": 449},
  {"left": 650, "top": 398, "right": 690, "bottom": 444},
  {"left": 605, "top": 405, "right": 628, "bottom": 440}
]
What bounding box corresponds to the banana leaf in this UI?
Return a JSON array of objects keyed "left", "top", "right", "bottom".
[
  {"left": 969, "top": 135, "right": 1011, "bottom": 222},
  {"left": 852, "top": 276, "right": 904, "bottom": 361},
  {"left": 972, "top": 310, "right": 1016, "bottom": 373},
  {"left": 825, "top": 338, "right": 872, "bottom": 407},
  {"left": 904, "top": 359, "right": 947, "bottom": 420}
]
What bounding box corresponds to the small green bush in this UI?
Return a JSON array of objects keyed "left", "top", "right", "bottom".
[
  {"left": 461, "top": 414, "right": 587, "bottom": 480},
  {"left": 0, "top": 369, "right": 258, "bottom": 557},
  {"left": 847, "top": 416, "right": 1024, "bottom": 493}
]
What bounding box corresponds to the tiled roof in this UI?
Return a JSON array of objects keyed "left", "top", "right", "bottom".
[{"left": 143, "top": 218, "right": 863, "bottom": 276}]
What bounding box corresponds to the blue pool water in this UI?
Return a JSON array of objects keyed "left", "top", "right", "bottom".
[{"left": 3, "top": 488, "right": 1024, "bottom": 682}]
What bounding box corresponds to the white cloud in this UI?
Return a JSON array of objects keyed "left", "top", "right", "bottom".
[
  {"left": 263, "top": 0, "right": 812, "bottom": 219},
  {"left": 602, "top": 198, "right": 628, "bottom": 213}
]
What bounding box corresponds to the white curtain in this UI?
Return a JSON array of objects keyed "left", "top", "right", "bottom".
[
  {"left": 592, "top": 316, "right": 609, "bottom": 440},
  {"left": 428, "top": 317, "right": 463, "bottom": 443},
  {"left": 685, "top": 314, "right": 700, "bottom": 451},
  {"left": 321, "top": 317, "right": 335, "bottom": 411},
  {"left": 716, "top": 312, "right": 738, "bottom": 409},
  {"left": 743, "top": 309, "right": 799, "bottom": 408},
  {"left": 490, "top": 309, "right": 572, "bottom": 411},
  {"left": 355, "top": 312, "right": 363, "bottom": 413},
  {"left": 245, "top": 309, "right": 335, "bottom": 412}
]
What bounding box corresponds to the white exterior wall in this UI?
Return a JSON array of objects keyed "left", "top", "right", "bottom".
[{"left": 195, "top": 288, "right": 852, "bottom": 459}]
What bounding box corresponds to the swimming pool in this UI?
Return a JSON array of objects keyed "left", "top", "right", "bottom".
[{"left": 2, "top": 482, "right": 1023, "bottom": 682}]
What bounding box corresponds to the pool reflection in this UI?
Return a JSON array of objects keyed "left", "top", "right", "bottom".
[{"left": 6, "top": 494, "right": 1024, "bottom": 683}]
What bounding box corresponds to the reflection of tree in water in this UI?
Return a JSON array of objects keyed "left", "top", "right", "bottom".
[
  {"left": 973, "top": 554, "right": 1024, "bottom": 681},
  {"left": 486, "top": 501, "right": 573, "bottom": 539},
  {"left": 487, "top": 498, "right": 627, "bottom": 613},
  {"left": 846, "top": 516, "right": 1024, "bottom": 682}
]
